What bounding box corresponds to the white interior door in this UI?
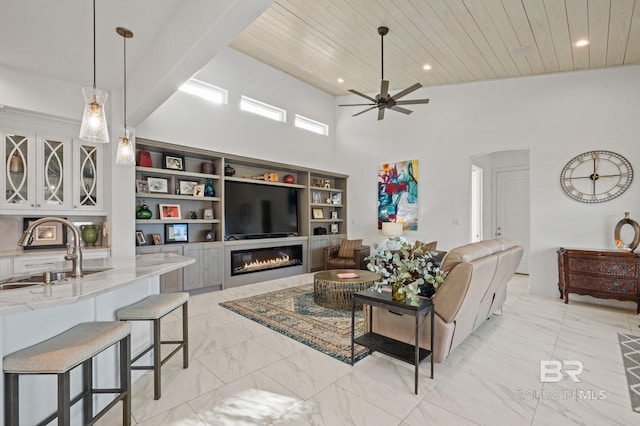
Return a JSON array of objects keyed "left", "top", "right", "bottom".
[{"left": 496, "top": 168, "right": 530, "bottom": 274}]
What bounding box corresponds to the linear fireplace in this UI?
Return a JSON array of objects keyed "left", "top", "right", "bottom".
[{"left": 231, "top": 245, "right": 303, "bottom": 276}]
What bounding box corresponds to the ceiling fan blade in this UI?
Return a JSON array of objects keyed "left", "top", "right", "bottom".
[
  {"left": 353, "top": 106, "right": 377, "bottom": 117},
  {"left": 338, "top": 103, "right": 376, "bottom": 107},
  {"left": 378, "top": 107, "right": 385, "bottom": 121},
  {"left": 348, "top": 89, "right": 377, "bottom": 103},
  {"left": 395, "top": 99, "right": 430, "bottom": 105},
  {"left": 392, "top": 83, "right": 423, "bottom": 101},
  {"left": 380, "top": 80, "right": 389, "bottom": 99},
  {"left": 390, "top": 106, "right": 413, "bottom": 115}
]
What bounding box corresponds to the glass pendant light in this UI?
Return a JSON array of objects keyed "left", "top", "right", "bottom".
[
  {"left": 115, "top": 27, "right": 135, "bottom": 165},
  {"left": 79, "top": 0, "right": 109, "bottom": 143}
]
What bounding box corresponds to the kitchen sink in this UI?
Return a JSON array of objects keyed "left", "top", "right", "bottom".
[
  {"left": 0, "top": 283, "right": 40, "bottom": 291},
  {"left": 2, "top": 268, "right": 113, "bottom": 287}
]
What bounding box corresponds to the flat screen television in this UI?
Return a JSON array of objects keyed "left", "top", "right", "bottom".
[{"left": 225, "top": 181, "right": 299, "bottom": 239}]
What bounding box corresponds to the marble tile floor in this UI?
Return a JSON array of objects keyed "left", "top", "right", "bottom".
[{"left": 96, "top": 273, "right": 640, "bottom": 425}]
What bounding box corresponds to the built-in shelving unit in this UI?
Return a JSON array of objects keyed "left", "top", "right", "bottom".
[{"left": 134, "top": 138, "right": 348, "bottom": 290}]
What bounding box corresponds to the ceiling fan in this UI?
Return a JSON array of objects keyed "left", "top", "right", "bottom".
[{"left": 339, "top": 26, "right": 429, "bottom": 120}]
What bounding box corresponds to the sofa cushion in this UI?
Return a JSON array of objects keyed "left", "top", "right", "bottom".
[
  {"left": 337, "top": 239, "right": 362, "bottom": 258},
  {"left": 440, "top": 239, "right": 502, "bottom": 272}
]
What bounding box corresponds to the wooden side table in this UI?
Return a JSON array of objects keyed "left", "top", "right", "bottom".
[{"left": 351, "top": 290, "right": 434, "bottom": 394}]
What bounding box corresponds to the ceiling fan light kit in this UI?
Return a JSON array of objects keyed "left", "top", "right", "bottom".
[{"left": 339, "top": 26, "right": 429, "bottom": 120}]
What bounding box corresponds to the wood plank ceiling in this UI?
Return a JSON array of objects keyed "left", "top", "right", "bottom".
[{"left": 230, "top": 0, "right": 640, "bottom": 96}]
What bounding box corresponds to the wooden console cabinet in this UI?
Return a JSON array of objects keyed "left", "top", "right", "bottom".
[{"left": 557, "top": 248, "right": 640, "bottom": 313}]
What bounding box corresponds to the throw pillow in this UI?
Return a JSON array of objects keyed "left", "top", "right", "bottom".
[{"left": 338, "top": 239, "right": 362, "bottom": 258}]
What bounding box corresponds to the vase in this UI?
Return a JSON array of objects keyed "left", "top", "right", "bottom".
[
  {"left": 224, "top": 165, "right": 236, "bottom": 176},
  {"left": 204, "top": 179, "right": 215, "bottom": 197},
  {"left": 136, "top": 204, "right": 152, "bottom": 219},
  {"left": 201, "top": 162, "right": 214, "bottom": 174},
  {"left": 80, "top": 225, "right": 100, "bottom": 247},
  {"left": 614, "top": 212, "right": 640, "bottom": 252},
  {"left": 392, "top": 282, "right": 406, "bottom": 302}
]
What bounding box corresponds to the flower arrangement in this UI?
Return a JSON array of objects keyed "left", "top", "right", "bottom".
[{"left": 366, "top": 240, "right": 447, "bottom": 305}]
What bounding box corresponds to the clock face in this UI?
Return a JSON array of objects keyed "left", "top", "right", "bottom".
[{"left": 560, "top": 150, "right": 633, "bottom": 203}]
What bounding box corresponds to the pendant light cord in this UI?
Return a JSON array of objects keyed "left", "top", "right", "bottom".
[
  {"left": 92, "top": 0, "right": 96, "bottom": 90},
  {"left": 123, "top": 35, "right": 127, "bottom": 130}
]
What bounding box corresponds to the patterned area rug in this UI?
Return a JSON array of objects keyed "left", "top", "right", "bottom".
[
  {"left": 220, "top": 283, "right": 369, "bottom": 364},
  {"left": 618, "top": 333, "right": 640, "bottom": 413}
]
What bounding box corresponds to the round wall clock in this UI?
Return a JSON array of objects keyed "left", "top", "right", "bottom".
[{"left": 560, "top": 150, "right": 633, "bottom": 203}]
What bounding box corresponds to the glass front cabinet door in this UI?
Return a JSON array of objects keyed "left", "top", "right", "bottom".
[
  {"left": 2, "top": 130, "right": 74, "bottom": 211},
  {"left": 73, "top": 141, "right": 103, "bottom": 211},
  {"left": 39, "top": 135, "right": 72, "bottom": 210},
  {"left": 2, "top": 130, "right": 35, "bottom": 209}
]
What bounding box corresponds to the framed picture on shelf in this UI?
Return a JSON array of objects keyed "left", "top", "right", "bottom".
[
  {"left": 179, "top": 180, "right": 198, "bottom": 195},
  {"left": 330, "top": 192, "right": 342, "bottom": 205},
  {"left": 312, "top": 208, "right": 324, "bottom": 219},
  {"left": 312, "top": 191, "right": 321, "bottom": 204},
  {"left": 135, "top": 230, "right": 146, "bottom": 246},
  {"left": 22, "top": 217, "right": 68, "bottom": 250},
  {"left": 136, "top": 179, "right": 150, "bottom": 193},
  {"left": 330, "top": 223, "right": 338, "bottom": 234},
  {"left": 159, "top": 204, "right": 182, "bottom": 220},
  {"left": 331, "top": 211, "right": 338, "bottom": 219},
  {"left": 147, "top": 177, "right": 169, "bottom": 193},
  {"left": 203, "top": 208, "right": 214, "bottom": 220},
  {"left": 165, "top": 223, "right": 188, "bottom": 243},
  {"left": 163, "top": 153, "right": 185, "bottom": 171},
  {"left": 152, "top": 233, "right": 162, "bottom": 245},
  {"left": 193, "top": 184, "right": 205, "bottom": 198}
]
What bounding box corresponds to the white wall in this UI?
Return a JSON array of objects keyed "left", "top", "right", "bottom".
[
  {"left": 136, "top": 48, "right": 337, "bottom": 170},
  {"left": 335, "top": 65, "right": 640, "bottom": 298}
]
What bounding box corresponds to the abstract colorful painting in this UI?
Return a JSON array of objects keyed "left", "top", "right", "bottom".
[{"left": 378, "top": 160, "right": 418, "bottom": 230}]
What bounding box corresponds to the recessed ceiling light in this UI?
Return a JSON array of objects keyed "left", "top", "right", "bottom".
[
  {"left": 575, "top": 39, "right": 590, "bottom": 47},
  {"left": 337, "top": 78, "right": 344, "bottom": 83},
  {"left": 422, "top": 64, "right": 432, "bottom": 71}
]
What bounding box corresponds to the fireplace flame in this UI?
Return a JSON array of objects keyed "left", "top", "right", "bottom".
[{"left": 241, "top": 255, "right": 291, "bottom": 272}]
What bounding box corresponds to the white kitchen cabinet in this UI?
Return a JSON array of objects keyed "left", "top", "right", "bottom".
[
  {"left": 72, "top": 140, "right": 104, "bottom": 212},
  {"left": 1, "top": 128, "right": 104, "bottom": 214},
  {"left": 0, "top": 258, "right": 12, "bottom": 280},
  {"left": 2, "top": 130, "right": 73, "bottom": 212}
]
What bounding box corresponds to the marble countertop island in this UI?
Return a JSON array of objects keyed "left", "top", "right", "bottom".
[
  {"left": 0, "top": 253, "right": 195, "bottom": 315},
  {"left": 0, "top": 252, "right": 195, "bottom": 425}
]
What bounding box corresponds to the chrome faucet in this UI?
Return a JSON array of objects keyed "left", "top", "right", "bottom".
[{"left": 18, "top": 217, "right": 84, "bottom": 278}]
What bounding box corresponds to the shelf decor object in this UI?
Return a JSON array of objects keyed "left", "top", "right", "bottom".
[
  {"left": 80, "top": 224, "right": 101, "bottom": 247},
  {"left": 79, "top": 0, "right": 109, "bottom": 143},
  {"left": 159, "top": 204, "right": 181, "bottom": 220},
  {"left": 136, "top": 204, "right": 152, "bottom": 219},
  {"left": 115, "top": 26, "right": 135, "bottom": 165},
  {"left": 204, "top": 179, "right": 215, "bottom": 197},
  {"left": 615, "top": 212, "right": 640, "bottom": 252}
]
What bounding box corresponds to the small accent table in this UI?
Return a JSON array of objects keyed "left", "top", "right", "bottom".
[
  {"left": 313, "top": 269, "right": 381, "bottom": 311},
  {"left": 351, "top": 290, "right": 434, "bottom": 394}
]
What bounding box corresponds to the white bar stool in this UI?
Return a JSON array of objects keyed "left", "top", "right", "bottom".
[
  {"left": 3, "top": 321, "right": 132, "bottom": 426},
  {"left": 116, "top": 292, "right": 189, "bottom": 400}
]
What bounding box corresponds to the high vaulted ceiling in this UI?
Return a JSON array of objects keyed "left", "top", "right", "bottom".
[
  {"left": 231, "top": 0, "right": 640, "bottom": 95},
  {"left": 1, "top": 0, "right": 639, "bottom": 125}
]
